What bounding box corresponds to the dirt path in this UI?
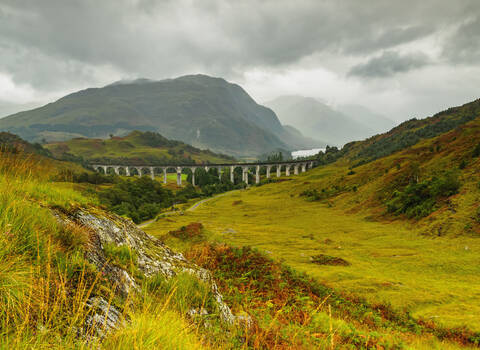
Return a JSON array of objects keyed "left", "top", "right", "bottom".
[
  {"left": 137, "top": 190, "right": 238, "bottom": 229},
  {"left": 186, "top": 191, "right": 236, "bottom": 212}
]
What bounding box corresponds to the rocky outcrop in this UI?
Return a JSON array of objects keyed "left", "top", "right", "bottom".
[{"left": 54, "top": 207, "right": 236, "bottom": 337}]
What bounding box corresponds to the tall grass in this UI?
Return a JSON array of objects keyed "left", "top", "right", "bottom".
[
  {"left": 0, "top": 150, "right": 212, "bottom": 349},
  {"left": 0, "top": 151, "right": 102, "bottom": 348}
]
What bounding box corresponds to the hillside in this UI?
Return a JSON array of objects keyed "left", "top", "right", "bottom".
[
  {"left": 337, "top": 104, "right": 396, "bottom": 132},
  {"left": 143, "top": 99, "right": 480, "bottom": 347},
  {"left": 340, "top": 98, "right": 480, "bottom": 164},
  {"left": 265, "top": 95, "right": 395, "bottom": 146},
  {"left": 0, "top": 75, "right": 320, "bottom": 157},
  {"left": 45, "top": 130, "right": 235, "bottom": 165},
  {"left": 1, "top": 139, "right": 475, "bottom": 349}
]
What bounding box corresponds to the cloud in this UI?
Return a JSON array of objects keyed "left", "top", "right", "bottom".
[
  {"left": 442, "top": 15, "right": 480, "bottom": 64},
  {"left": 348, "top": 51, "right": 430, "bottom": 78},
  {"left": 0, "top": 0, "right": 479, "bottom": 121}
]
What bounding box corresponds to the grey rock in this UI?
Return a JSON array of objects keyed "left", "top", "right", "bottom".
[{"left": 54, "top": 207, "right": 236, "bottom": 332}]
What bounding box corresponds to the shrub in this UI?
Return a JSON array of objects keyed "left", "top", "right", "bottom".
[
  {"left": 300, "top": 189, "right": 321, "bottom": 201},
  {"left": 99, "top": 177, "right": 173, "bottom": 223},
  {"left": 473, "top": 143, "right": 480, "bottom": 157},
  {"left": 475, "top": 207, "right": 480, "bottom": 224},
  {"left": 386, "top": 171, "right": 461, "bottom": 219}
]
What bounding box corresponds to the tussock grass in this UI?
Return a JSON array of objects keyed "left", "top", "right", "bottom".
[{"left": 0, "top": 150, "right": 210, "bottom": 349}]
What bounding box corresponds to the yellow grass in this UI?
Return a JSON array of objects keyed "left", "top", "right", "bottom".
[{"left": 145, "top": 167, "right": 480, "bottom": 333}]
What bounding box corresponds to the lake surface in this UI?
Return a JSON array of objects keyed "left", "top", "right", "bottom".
[{"left": 291, "top": 148, "right": 325, "bottom": 159}]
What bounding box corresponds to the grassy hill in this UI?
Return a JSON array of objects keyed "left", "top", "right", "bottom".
[
  {"left": 1, "top": 98, "right": 479, "bottom": 349},
  {"left": 45, "top": 130, "right": 236, "bottom": 165},
  {"left": 1, "top": 140, "right": 471, "bottom": 350},
  {"left": 0, "top": 75, "right": 320, "bottom": 157},
  {"left": 143, "top": 100, "right": 480, "bottom": 348}
]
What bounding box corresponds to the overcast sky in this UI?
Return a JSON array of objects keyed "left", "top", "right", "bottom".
[{"left": 1, "top": 0, "right": 480, "bottom": 121}]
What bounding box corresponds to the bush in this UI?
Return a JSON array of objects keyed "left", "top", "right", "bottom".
[
  {"left": 475, "top": 207, "right": 480, "bottom": 224},
  {"left": 386, "top": 171, "right": 461, "bottom": 219},
  {"left": 300, "top": 189, "right": 321, "bottom": 201},
  {"left": 99, "top": 177, "right": 173, "bottom": 223},
  {"left": 473, "top": 143, "right": 480, "bottom": 157}
]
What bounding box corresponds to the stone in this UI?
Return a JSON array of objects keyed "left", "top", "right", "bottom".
[{"left": 53, "top": 206, "right": 237, "bottom": 336}]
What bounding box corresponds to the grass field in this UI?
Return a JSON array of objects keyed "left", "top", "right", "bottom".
[
  {"left": 45, "top": 130, "right": 234, "bottom": 164},
  {"left": 144, "top": 168, "right": 480, "bottom": 334}
]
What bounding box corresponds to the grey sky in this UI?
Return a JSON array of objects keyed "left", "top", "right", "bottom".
[{"left": 0, "top": 0, "right": 479, "bottom": 122}]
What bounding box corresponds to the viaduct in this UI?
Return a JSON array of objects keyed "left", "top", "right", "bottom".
[{"left": 91, "top": 160, "right": 315, "bottom": 186}]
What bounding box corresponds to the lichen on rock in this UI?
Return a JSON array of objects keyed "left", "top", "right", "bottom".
[{"left": 54, "top": 206, "right": 236, "bottom": 337}]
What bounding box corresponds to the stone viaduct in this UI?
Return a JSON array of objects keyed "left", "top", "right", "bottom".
[{"left": 91, "top": 160, "right": 315, "bottom": 186}]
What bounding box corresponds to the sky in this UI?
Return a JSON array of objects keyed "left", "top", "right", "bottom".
[{"left": 1, "top": 0, "right": 480, "bottom": 122}]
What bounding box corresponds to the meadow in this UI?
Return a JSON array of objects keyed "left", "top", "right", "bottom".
[{"left": 144, "top": 164, "right": 480, "bottom": 334}]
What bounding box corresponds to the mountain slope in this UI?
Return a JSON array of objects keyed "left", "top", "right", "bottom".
[
  {"left": 265, "top": 96, "right": 390, "bottom": 146},
  {"left": 143, "top": 98, "right": 480, "bottom": 343},
  {"left": 45, "top": 130, "right": 235, "bottom": 165},
  {"left": 0, "top": 75, "right": 320, "bottom": 157},
  {"left": 337, "top": 104, "right": 396, "bottom": 132}
]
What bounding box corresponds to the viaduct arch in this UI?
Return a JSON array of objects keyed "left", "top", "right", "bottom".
[{"left": 91, "top": 160, "right": 316, "bottom": 186}]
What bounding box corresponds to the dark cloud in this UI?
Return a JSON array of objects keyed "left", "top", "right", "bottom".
[
  {"left": 348, "top": 51, "right": 430, "bottom": 78},
  {"left": 443, "top": 15, "right": 480, "bottom": 64},
  {"left": 0, "top": 0, "right": 480, "bottom": 121}
]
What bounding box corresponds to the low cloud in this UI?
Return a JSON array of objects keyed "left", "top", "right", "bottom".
[
  {"left": 0, "top": 0, "right": 480, "bottom": 121},
  {"left": 348, "top": 51, "right": 430, "bottom": 78}
]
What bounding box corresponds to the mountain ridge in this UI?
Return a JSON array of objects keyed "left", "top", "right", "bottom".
[
  {"left": 0, "top": 74, "right": 321, "bottom": 157},
  {"left": 265, "top": 95, "right": 396, "bottom": 147}
]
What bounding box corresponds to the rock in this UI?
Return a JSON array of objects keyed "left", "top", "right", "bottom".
[
  {"left": 54, "top": 206, "right": 236, "bottom": 334},
  {"left": 84, "top": 296, "right": 124, "bottom": 339}
]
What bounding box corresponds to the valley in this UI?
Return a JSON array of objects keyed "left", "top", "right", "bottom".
[
  {"left": 144, "top": 170, "right": 480, "bottom": 332},
  {"left": 2, "top": 2, "right": 480, "bottom": 349}
]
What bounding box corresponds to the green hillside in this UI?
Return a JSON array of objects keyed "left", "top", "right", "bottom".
[
  {"left": 143, "top": 99, "right": 480, "bottom": 348},
  {"left": 1, "top": 98, "right": 479, "bottom": 349},
  {"left": 0, "top": 75, "right": 320, "bottom": 157},
  {"left": 45, "top": 130, "right": 235, "bottom": 165}
]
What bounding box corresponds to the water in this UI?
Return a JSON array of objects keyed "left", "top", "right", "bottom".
[{"left": 291, "top": 148, "right": 325, "bottom": 159}]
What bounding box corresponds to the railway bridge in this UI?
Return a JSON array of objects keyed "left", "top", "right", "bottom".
[{"left": 91, "top": 160, "right": 315, "bottom": 186}]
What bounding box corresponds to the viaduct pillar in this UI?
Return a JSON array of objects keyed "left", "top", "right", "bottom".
[
  {"left": 163, "top": 168, "right": 167, "bottom": 184},
  {"left": 125, "top": 167, "right": 130, "bottom": 176},
  {"left": 150, "top": 167, "right": 155, "bottom": 180},
  {"left": 294, "top": 164, "right": 299, "bottom": 175},
  {"left": 191, "top": 167, "right": 196, "bottom": 186},
  {"left": 286, "top": 165, "right": 290, "bottom": 176},
  {"left": 230, "top": 166, "right": 235, "bottom": 183},
  {"left": 276, "top": 165, "right": 281, "bottom": 177},
  {"left": 242, "top": 167, "right": 249, "bottom": 185},
  {"left": 176, "top": 167, "right": 182, "bottom": 186},
  {"left": 255, "top": 165, "right": 260, "bottom": 184},
  {"left": 266, "top": 165, "right": 272, "bottom": 178}
]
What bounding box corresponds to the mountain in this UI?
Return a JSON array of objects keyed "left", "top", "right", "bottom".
[
  {"left": 337, "top": 104, "right": 396, "bottom": 132},
  {"left": 265, "top": 95, "right": 392, "bottom": 147},
  {"left": 0, "top": 75, "right": 320, "bottom": 158},
  {"left": 45, "top": 130, "right": 235, "bottom": 165},
  {"left": 281, "top": 124, "right": 326, "bottom": 149}
]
